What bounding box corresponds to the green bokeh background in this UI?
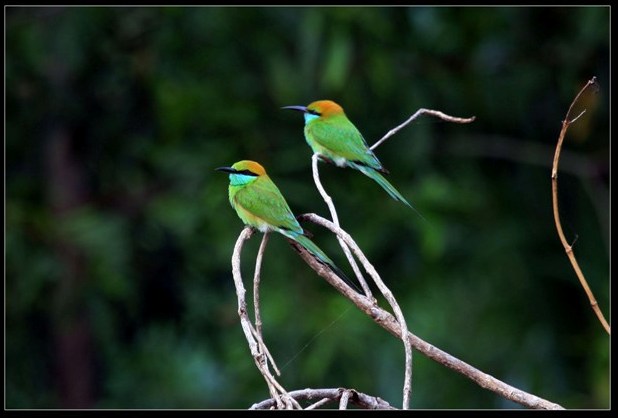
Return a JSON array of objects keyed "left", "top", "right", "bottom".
[{"left": 6, "top": 6, "right": 609, "bottom": 409}]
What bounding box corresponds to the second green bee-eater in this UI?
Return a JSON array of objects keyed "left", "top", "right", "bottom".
[
  {"left": 216, "top": 160, "right": 349, "bottom": 282},
  {"left": 282, "top": 99, "right": 414, "bottom": 209}
]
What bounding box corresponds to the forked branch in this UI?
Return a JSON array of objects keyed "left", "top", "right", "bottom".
[
  {"left": 232, "top": 227, "right": 300, "bottom": 409},
  {"left": 551, "top": 76, "right": 610, "bottom": 335},
  {"left": 250, "top": 388, "right": 396, "bottom": 410},
  {"left": 231, "top": 217, "right": 564, "bottom": 409}
]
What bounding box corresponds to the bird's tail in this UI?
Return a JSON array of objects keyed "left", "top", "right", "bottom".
[
  {"left": 353, "top": 163, "right": 426, "bottom": 221},
  {"left": 284, "top": 231, "right": 357, "bottom": 291}
]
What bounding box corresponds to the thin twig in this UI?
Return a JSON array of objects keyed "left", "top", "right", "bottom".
[
  {"left": 232, "top": 227, "right": 300, "bottom": 409},
  {"left": 253, "top": 233, "right": 269, "bottom": 337},
  {"left": 250, "top": 388, "right": 396, "bottom": 410},
  {"left": 305, "top": 397, "right": 334, "bottom": 410},
  {"left": 311, "top": 153, "right": 373, "bottom": 299},
  {"left": 551, "top": 76, "right": 610, "bottom": 335},
  {"left": 294, "top": 213, "right": 564, "bottom": 410},
  {"left": 251, "top": 233, "right": 282, "bottom": 377},
  {"left": 249, "top": 326, "right": 281, "bottom": 378},
  {"left": 370, "top": 108, "right": 476, "bottom": 150}
]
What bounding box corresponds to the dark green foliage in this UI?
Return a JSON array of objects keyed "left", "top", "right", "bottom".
[{"left": 6, "top": 6, "right": 609, "bottom": 409}]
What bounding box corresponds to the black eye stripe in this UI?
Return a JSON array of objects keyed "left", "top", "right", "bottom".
[
  {"left": 307, "top": 109, "right": 321, "bottom": 116},
  {"left": 236, "top": 169, "right": 259, "bottom": 176}
]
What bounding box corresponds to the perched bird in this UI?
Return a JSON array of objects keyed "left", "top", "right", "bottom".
[
  {"left": 216, "top": 160, "right": 350, "bottom": 283},
  {"left": 282, "top": 99, "right": 415, "bottom": 210}
]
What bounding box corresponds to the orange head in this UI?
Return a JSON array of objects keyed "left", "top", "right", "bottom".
[
  {"left": 306, "top": 100, "right": 345, "bottom": 118},
  {"left": 215, "top": 160, "right": 267, "bottom": 177},
  {"left": 231, "top": 160, "right": 266, "bottom": 176},
  {"left": 282, "top": 99, "right": 346, "bottom": 121}
]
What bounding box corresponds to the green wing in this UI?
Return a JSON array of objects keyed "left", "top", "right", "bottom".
[
  {"left": 307, "top": 116, "right": 384, "bottom": 171},
  {"left": 233, "top": 177, "right": 303, "bottom": 234}
]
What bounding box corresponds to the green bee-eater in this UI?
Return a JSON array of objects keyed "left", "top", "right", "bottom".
[
  {"left": 282, "top": 99, "right": 414, "bottom": 209},
  {"left": 216, "top": 160, "right": 349, "bottom": 282}
]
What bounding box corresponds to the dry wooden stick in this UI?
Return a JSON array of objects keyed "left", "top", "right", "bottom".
[
  {"left": 551, "top": 76, "right": 610, "bottom": 335},
  {"left": 253, "top": 233, "right": 269, "bottom": 337},
  {"left": 250, "top": 388, "right": 396, "bottom": 410},
  {"left": 230, "top": 221, "right": 412, "bottom": 409},
  {"left": 311, "top": 153, "right": 373, "bottom": 299},
  {"left": 339, "top": 389, "right": 352, "bottom": 409},
  {"left": 250, "top": 232, "right": 282, "bottom": 380},
  {"left": 370, "top": 108, "right": 476, "bottom": 151},
  {"left": 295, "top": 200, "right": 413, "bottom": 409},
  {"left": 304, "top": 396, "right": 334, "bottom": 410},
  {"left": 231, "top": 227, "right": 300, "bottom": 409},
  {"left": 233, "top": 226, "right": 397, "bottom": 409}
]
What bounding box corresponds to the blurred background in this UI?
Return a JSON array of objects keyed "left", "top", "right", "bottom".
[{"left": 6, "top": 6, "right": 609, "bottom": 410}]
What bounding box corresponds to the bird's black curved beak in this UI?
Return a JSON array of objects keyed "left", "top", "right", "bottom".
[
  {"left": 281, "top": 105, "right": 307, "bottom": 113},
  {"left": 215, "top": 166, "right": 237, "bottom": 173}
]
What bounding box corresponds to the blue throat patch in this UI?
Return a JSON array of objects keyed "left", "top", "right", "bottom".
[
  {"left": 229, "top": 173, "right": 258, "bottom": 186},
  {"left": 304, "top": 113, "right": 320, "bottom": 124}
]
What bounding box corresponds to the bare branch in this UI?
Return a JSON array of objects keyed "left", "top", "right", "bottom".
[
  {"left": 250, "top": 388, "right": 396, "bottom": 410},
  {"left": 296, "top": 213, "right": 411, "bottom": 410},
  {"left": 551, "top": 76, "right": 610, "bottom": 335},
  {"left": 339, "top": 389, "right": 351, "bottom": 410},
  {"left": 232, "top": 227, "right": 301, "bottom": 409},
  {"left": 371, "top": 108, "right": 476, "bottom": 150},
  {"left": 295, "top": 213, "right": 565, "bottom": 410},
  {"left": 253, "top": 233, "right": 269, "bottom": 337},
  {"left": 304, "top": 396, "right": 334, "bottom": 410},
  {"left": 311, "top": 153, "right": 373, "bottom": 299},
  {"left": 568, "top": 109, "right": 586, "bottom": 124},
  {"left": 249, "top": 233, "right": 282, "bottom": 377}
]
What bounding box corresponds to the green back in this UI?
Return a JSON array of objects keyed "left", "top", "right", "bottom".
[{"left": 305, "top": 114, "right": 383, "bottom": 171}]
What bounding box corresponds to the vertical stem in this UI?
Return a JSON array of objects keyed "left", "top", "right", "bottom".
[
  {"left": 551, "top": 77, "right": 609, "bottom": 335},
  {"left": 311, "top": 154, "right": 373, "bottom": 298},
  {"left": 253, "top": 233, "right": 270, "bottom": 336}
]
